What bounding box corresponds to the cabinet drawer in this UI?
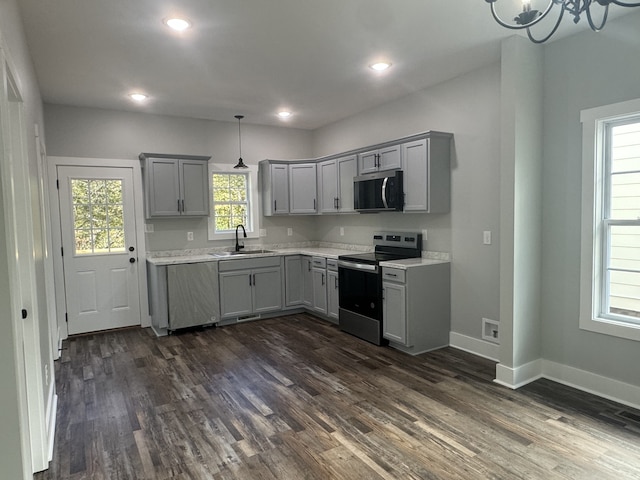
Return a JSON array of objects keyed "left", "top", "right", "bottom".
[
  {"left": 219, "top": 256, "right": 281, "bottom": 272},
  {"left": 326, "top": 259, "right": 338, "bottom": 271},
  {"left": 312, "top": 256, "right": 326, "bottom": 268},
  {"left": 382, "top": 267, "right": 405, "bottom": 283}
]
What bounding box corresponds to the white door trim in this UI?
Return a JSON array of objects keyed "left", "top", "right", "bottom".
[{"left": 48, "top": 156, "right": 150, "bottom": 341}]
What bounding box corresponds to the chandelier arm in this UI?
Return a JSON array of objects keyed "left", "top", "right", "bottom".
[
  {"left": 526, "top": 7, "right": 566, "bottom": 44},
  {"left": 610, "top": 0, "right": 640, "bottom": 6},
  {"left": 489, "top": 0, "right": 556, "bottom": 30},
  {"left": 586, "top": 2, "right": 609, "bottom": 32}
]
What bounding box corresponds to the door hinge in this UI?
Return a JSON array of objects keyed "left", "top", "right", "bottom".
[
  {"left": 56, "top": 179, "right": 59, "bottom": 189},
  {"left": 65, "top": 313, "right": 68, "bottom": 323},
  {"left": 61, "top": 246, "right": 64, "bottom": 256}
]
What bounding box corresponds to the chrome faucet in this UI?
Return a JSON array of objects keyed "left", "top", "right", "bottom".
[{"left": 235, "top": 224, "right": 247, "bottom": 252}]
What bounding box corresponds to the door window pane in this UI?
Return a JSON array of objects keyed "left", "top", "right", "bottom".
[{"left": 71, "top": 178, "right": 126, "bottom": 255}]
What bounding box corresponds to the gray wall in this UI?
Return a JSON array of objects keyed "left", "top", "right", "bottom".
[
  {"left": 44, "top": 105, "right": 317, "bottom": 251},
  {"left": 0, "top": 0, "right": 49, "bottom": 476},
  {"left": 541, "top": 12, "right": 640, "bottom": 386},
  {"left": 312, "top": 64, "right": 502, "bottom": 341}
]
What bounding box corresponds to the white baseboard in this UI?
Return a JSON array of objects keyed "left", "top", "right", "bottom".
[
  {"left": 45, "top": 383, "right": 57, "bottom": 462},
  {"left": 542, "top": 360, "right": 640, "bottom": 411},
  {"left": 449, "top": 331, "right": 499, "bottom": 361},
  {"left": 494, "top": 359, "right": 543, "bottom": 389},
  {"left": 448, "top": 333, "right": 639, "bottom": 410}
]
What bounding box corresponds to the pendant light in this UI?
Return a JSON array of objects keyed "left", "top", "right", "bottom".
[{"left": 233, "top": 114, "right": 248, "bottom": 169}]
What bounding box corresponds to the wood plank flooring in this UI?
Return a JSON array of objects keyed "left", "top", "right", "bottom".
[{"left": 36, "top": 313, "right": 640, "bottom": 479}]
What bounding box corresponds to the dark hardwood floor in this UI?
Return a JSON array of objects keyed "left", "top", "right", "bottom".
[{"left": 36, "top": 313, "right": 640, "bottom": 479}]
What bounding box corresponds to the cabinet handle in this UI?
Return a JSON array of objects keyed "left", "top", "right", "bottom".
[
  {"left": 308, "top": 262, "right": 311, "bottom": 272},
  {"left": 334, "top": 277, "right": 338, "bottom": 289},
  {"left": 182, "top": 199, "right": 185, "bottom": 212},
  {"left": 253, "top": 274, "right": 256, "bottom": 285},
  {"left": 274, "top": 200, "right": 277, "bottom": 211},
  {"left": 336, "top": 197, "right": 339, "bottom": 210},
  {"left": 313, "top": 198, "right": 316, "bottom": 210},
  {"left": 249, "top": 275, "right": 252, "bottom": 286},
  {"left": 376, "top": 154, "right": 380, "bottom": 168},
  {"left": 322, "top": 273, "right": 325, "bottom": 286},
  {"left": 382, "top": 288, "right": 385, "bottom": 300},
  {"left": 177, "top": 199, "right": 181, "bottom": 212}
]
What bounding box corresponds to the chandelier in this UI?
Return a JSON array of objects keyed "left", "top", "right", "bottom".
[{"left": 486, "top": 0, "right": 640, "bottom": 43}]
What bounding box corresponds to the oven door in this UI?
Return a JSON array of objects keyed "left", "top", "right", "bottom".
[{"left": 337, "top": 260, "right": 382, "bottom": 320}]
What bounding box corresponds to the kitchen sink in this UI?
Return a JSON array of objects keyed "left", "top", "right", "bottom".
[{"left": 208, "top": 249, "right": 274, "bottom": 257}]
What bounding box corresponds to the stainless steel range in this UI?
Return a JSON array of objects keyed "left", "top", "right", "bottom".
[{"left": 338, "top": 232, "right": 422, "bottom": 345}]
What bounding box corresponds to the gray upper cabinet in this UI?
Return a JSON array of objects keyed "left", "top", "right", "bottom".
[
  {"left": 318, "top": 155, "right": 357, "bottom": 213},
  {"left": 140, "top": 153, "right": 210, "bottom": 218},
  {"left": 289, "top": 163, "right": 317, "bottom": 214},
  {"left": 358, "top": 144, "right": 402, "bottom": 174},
  {"left": 402, "top": 133, "right": 451, "bottom": 213},
  {"left": 261, "top": 162, "right": 290, "bottom": 215}
]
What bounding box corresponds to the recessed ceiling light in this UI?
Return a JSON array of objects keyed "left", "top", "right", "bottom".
[
  {"left": 277, "top": 111, "right": 292, "bottom": 119},
  {"left": 129, "top": 93, "right": 148, "bottom": 102},
  {"left": 370, "top": 62, "right": 391, "bottom": 71},
  {"left": 164, "top": 17, "right": 191, "bottom": 31}
]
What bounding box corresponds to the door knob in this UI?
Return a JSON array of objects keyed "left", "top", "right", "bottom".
[
  {"left": 129, "top": 246, "right": 135, "bottom": 252},
  {"left": 129, "top": 258, "right": 136, "bottom": 263}
]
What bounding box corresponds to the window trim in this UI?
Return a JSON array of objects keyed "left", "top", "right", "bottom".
[
  {"left": 580, "top": 97, "right": 640, "bottom": 341},
  {"left": 207, "top": 163, "right": 260, "bottom": 241}
]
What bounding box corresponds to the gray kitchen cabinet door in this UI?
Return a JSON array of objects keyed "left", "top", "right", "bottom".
[
  {"left": 219, "top": 270, "right": 253, "bottom": 318},
  {"left": 271, "top": 163, "right": 290, "bottom": 214},
  {"left": 302, "top": 256, "right": 313, "bottom": 307},
  {"left": 327, "top": 269, "right": 339, "bottom": 322},
  {"left": 289, "top": 163, "right": 317, "bottom": 214},
  {"left": 252, "top": 267, "right": 283, "bottom": 313},
  {"left": 358, "top": 145, "right": 401, "bottom": 174},
  {"left": 148, "top": 158, "right": 181, "bottom": 216},
  {"left": 402, "top": 135, "right": 451, "bottom": 213},
  {"left": 318, "top": 159, "right": 338, "bottom": 213},
  {"left": 284, "top": 256, "right": 303, "bottom": 306},
  {"left": 382, "top": 281, "right": 406, "bottom": 344},
  {"left": 336, "top": 155, "right": 357, "bottom": 213},
  {"left": 312, "top": 267, "right": 327, "bottom": 314},
  {"left": 180, "top": 160, "right": 210, "bottom": 216}
]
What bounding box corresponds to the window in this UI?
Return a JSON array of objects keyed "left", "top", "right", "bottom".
[
  {"left": 208, "top": 164, "right": 260, "bottom": 240},
  {"left": 580, "top": 98, "right": 640, "bottom": 341},
  {"left": 71, "top": 178, "right": 125, "bottom": 255}
]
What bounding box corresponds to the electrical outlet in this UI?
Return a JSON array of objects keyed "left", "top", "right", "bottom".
[
  {"left": 483, "top": 230, "right": 492, "bottom": 245},
  {"left": 482, "top": 318, "right": 499, "bottom": 344},
  {"left": 187, "top": 231, "right": 194, "bottom": 241},
  {"left": 259, "top": 228, "right": 267, "bottom": 237},
  {"left": 287, "top": 227, "right": 293, "bottom": 236},
  {"left": 144, "top": 223, "right": 154, "bottom": 233},
  {"left": 340, "top": 227, "right": 344, "bottom": 236},
  {"left": 421, "top": 229, "right": 428, "bottom": 241}
]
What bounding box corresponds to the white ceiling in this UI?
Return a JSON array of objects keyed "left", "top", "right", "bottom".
[{"left": 15, "top": 0, "right": 632, "bottom": 129}]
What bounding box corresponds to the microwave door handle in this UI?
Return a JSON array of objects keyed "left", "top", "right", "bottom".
[{"left": 381, "top": 176, "right": 389, "bottom": 209}]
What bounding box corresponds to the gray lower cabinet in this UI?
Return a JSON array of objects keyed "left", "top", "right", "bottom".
[
  {"left": 382, "top": 263, "right": 451, "bottom": 354},
  {"left": 284, "top": 255, "right": 303, "bottom": 307},
  {"left": 302, "top": 256, "right": 313, "bottom": 307},
  {"left": 311, "top": 257, "right": 327, "bottom": 314},
  {"left": 326, "top": 260, "right": 339, "bottom": 322},
  {"left": 219, "top": 257, "right": 283, "bottom": 319}
]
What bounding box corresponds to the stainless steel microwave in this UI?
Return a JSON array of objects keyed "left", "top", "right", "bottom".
[{"left": 353, "top": 169, "right": 404, "bottom": 212}]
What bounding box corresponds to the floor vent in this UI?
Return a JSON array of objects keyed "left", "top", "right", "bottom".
[{"left": 616, "top": 410, "right": 640, "bottom": 425}]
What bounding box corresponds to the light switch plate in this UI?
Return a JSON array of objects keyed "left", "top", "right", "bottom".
[
  {"left": 187, "top": 231, "right": 194, "bottom": 241},
  {"left": 340, "top": 227, "right": 344, "bottom": 236},
  {"left": 483, "top": 231, "right": 492, "bottom": 245},
  {"left": 144, "top": 223, "right": 154, "bottom": 233},
  {"left": 287, "top": 228, "right": 293, "bottom": 236},
  {"left": 260, "top": 228, "right": 267, "bottom": 237}
]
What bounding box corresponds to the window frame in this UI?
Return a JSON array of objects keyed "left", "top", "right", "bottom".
[
  {"left": 580, "top": 98, "right": 640, "bottom": 341},
  {"left": 207, "top": 163, "right": 260, "bottom": 241}
]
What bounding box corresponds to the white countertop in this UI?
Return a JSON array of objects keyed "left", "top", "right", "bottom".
[
  {"left": 146, "top": 247, "right": 359, "bottom": 266},
  {"left": 147, "top": 246, "right": 450, "bottom": 268}
]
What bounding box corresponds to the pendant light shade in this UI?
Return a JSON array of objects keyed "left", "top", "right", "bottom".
[{"left": 233, "top": 115, "right": 248, "bottom": 169}]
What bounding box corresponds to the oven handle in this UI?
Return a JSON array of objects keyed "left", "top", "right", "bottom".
[{"left": 338, "top": 260, "right": 379, "bottom": 273}]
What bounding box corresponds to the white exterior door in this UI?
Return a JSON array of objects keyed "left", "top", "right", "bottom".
[{"left": 57, "top": 166, "right": 140, "bottom": 334}]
